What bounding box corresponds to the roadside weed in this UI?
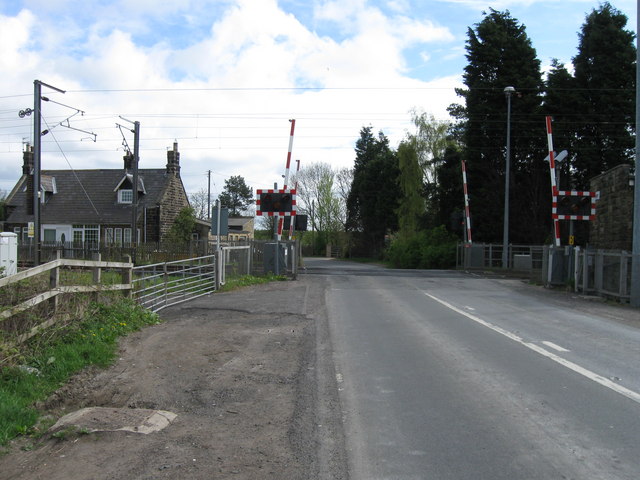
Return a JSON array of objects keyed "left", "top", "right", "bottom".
[{"left": 0, "top": 299, "right": 160, "bottom": 445}]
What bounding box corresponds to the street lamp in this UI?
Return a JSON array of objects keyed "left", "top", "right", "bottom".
[{"left": 502, "top": 86, "right": 516, "bottom": 269}]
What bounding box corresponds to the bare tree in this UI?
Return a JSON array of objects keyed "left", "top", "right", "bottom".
[
  {"left": 335, "top": 167, "right": 353, "bottom": 229},
  {"left": 294, "top": 162, "right": 345, "bottom": 245},
  {"left": 189, "top": 188, "right": 211, "bottom": 220}
]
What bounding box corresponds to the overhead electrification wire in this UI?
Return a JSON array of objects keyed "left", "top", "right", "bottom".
[{"left": 41, "top": 115, "right": 101, "bottom": 219}]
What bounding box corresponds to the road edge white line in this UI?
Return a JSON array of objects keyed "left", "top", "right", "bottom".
[
  {"left": 424, "top": 292, "right": 640, "bottom": 405},
  {"left": 542, "top": 341, "right": 570, "bottom": 353}
]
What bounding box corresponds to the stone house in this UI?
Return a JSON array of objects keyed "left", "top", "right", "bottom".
[
  {"left": 589, "top": 164, "right": 634, "bottom": 250},
  {"left": 227, "top": 216, "right": 255, "bottom": 242},
  {"left": 3, "top": 142, "right": 208, "bottom": 245}
]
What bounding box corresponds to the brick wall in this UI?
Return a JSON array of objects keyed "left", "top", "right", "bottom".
[{"left": 589, "top": 164, "right": 634, "bottom": 250}]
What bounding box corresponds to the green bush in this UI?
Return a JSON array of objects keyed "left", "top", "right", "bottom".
[{"left": 386, "top": 226, "right": 457, "bottom": 269}]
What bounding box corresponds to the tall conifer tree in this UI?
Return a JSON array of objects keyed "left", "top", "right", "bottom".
[
  {"left": 452, "top": 9, "right": 546, "bottom": 243},
  {"left": 347, "top": 126, "right": 399, "bottom": 256},
  {"left": 571, "top": 2, "right": 636, "bottom": 189}
]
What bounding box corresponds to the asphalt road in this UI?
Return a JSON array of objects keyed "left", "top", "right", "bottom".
[{"left": 303, "top": 258, "right": 640, "bottom": 480}]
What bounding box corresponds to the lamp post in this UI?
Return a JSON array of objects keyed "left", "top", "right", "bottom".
[{"left": 502, "top": 86, "right": 516, "bottom": 269}]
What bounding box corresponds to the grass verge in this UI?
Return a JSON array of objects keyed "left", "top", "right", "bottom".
[
  {"left": 218, "top": 274, "right": 288, "bottom": 292},
  {"left": 0, "top": 299, "right": 160, "bottom": 446}
]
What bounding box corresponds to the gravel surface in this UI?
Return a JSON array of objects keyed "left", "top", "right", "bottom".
[{"left": 0, "top": 277, "right": 347, "bottom": 480}]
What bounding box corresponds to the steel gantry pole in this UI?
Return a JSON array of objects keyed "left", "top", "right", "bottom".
[
  {"left": 631, "top": 2, "right": 640, "bottom": 307},
  {"left": 33, "top": 80, "right": 66, "bottom": 266},
  {"left": 132, "top": 120, "right": 140, "bottom": 249}
]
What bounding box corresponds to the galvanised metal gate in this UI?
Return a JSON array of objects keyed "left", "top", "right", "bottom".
[{"left": 132, "top": 254, "right": 217, "bottom": 313}]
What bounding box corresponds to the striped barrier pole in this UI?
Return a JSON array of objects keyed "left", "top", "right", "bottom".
[
  {"left": 279, "top": 119, "right": 296, "bottom": 239},
  {"left": 545, "top": 116, "right": 561, "bottom": 247}
]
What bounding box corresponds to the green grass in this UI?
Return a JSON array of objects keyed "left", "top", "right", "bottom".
[
  {"left": 218, "top": 274, "right": 287, "bottom": 292},
  {"left": 0, "top": 299, "right": 160, "bottom": 446}
]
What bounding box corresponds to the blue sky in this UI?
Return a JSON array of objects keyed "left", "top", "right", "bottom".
[{"left": 0, "top": 0, "right": 636, "bottom": 202}]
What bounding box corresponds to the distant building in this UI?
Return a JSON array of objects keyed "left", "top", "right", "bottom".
[{"left": 227, "top": 216, "right": 254, "bottom": 242}]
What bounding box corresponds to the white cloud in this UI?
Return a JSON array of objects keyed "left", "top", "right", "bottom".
[
  {"left": 0, "top": 0, "right": 461, "bottom": 197},
  {"left": 0, "top": 10, "right": 36, "bottom": 72}
]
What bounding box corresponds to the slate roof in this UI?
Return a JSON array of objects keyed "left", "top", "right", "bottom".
[
  {"left": 6, "top": 169, "right": 172, "bottom": 225},
  {"left": 228, "top": 216, "right": 254, "bottom": 233}
]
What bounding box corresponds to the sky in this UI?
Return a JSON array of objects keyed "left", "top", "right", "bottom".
[{"left": 0, "top": 0, "right": 636, "bottom": 205}]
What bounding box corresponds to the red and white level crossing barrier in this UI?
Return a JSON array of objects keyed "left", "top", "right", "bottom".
[
  {"left": 545, "top": 116, "right": 561, "bottom": 246},
  {"left": 283, "top": 119, "right": 296, "bottom": 190}
]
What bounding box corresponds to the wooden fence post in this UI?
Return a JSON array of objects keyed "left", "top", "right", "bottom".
[
  {"left": 122, "top": 254, "right": 133, "bottom": 299},
  {"left": 92, "top": 252, "right": 102, "bottom": 302},
  {"left": 49, "top": 250, "right": 61, "bottom": 313}
]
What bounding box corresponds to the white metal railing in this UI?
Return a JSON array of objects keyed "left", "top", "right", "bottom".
[
  {"left": 457, "top": 243, "right": 544, "bottom": 271},
  {"left": 572, "top": 248, "right": 631, "bottom": 301}
]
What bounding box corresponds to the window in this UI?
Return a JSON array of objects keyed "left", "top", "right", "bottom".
[
  {"left": 71, "top": 224, "right": 100, "bottom": 244},
  {"left": 124, "top": 228, "right": 132, "bottom": 246},
  {"left": 115, "top": 228, "right": 123, "bottom": 245},
  {"left": 105, "top": 228, "right": 114, "bottom": 244},
  {"left": 85, "top": 225, "right": 99, "bottom": 245},
  {"left": 118, "top": 189, "right": 133, "bottom": 204}
]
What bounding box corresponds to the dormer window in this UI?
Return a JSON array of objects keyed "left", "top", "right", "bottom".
[
  {"left": 118, "top": 189, "right": 133, "bottom": 204},
  {"left": 114, "top": 174, "right": 145, "bottom": 204}
]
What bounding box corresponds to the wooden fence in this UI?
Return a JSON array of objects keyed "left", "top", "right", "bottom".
[{"left": 0, "top": 256, "right": 133, "bottom": 344}]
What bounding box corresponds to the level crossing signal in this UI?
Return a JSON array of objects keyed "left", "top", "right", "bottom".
[
  {"left": 256, "top": 189, "right": 297, "bottom": 216},
  {"left": 552, "top": 191, "right": 597, "bottom": 221}
]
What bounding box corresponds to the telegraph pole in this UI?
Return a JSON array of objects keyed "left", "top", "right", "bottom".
[
  {"left": 33, "top": 80, "right": 65, "bottom": 266},
  {"left": 502, "top": 86, "right": 515, "bottom": 269},
  {"left": 207, "top": 170, "right": 212, "bottom": 219}
]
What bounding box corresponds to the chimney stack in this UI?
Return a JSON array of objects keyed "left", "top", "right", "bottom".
[
  {"left": 23, "top": 145, "right": 34, "bottom": 215},
  {"left": 166, "top": 141, "right": 181, "bottom": 177},
  {"left": 22, "top": 144, "right": 34, "bottom": 175},
  {"left": 123, "top": 153, "right": 134, "bottom": 172}
]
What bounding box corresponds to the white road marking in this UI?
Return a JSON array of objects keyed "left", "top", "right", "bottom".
[
  {"left": 424, "top": 292, "right": 640, "bottom": 405},
  {"left": 464, "top": 306, "right": 476, "bottom": 311},
  {"left": 542, "top": 341, "right": 570, "bottom": 352}
]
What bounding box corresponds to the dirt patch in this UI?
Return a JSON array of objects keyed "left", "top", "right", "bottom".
[{"left": 0, "top": 278, "right": 346, "bottom": 480}]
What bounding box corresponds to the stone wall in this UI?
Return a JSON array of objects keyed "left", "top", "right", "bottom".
[
  {"left": 158, "top": 175, "right": 190, "bottom": 241},
  {"left": 589, "top": 164, "right": 634, "bottom": 250}
]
